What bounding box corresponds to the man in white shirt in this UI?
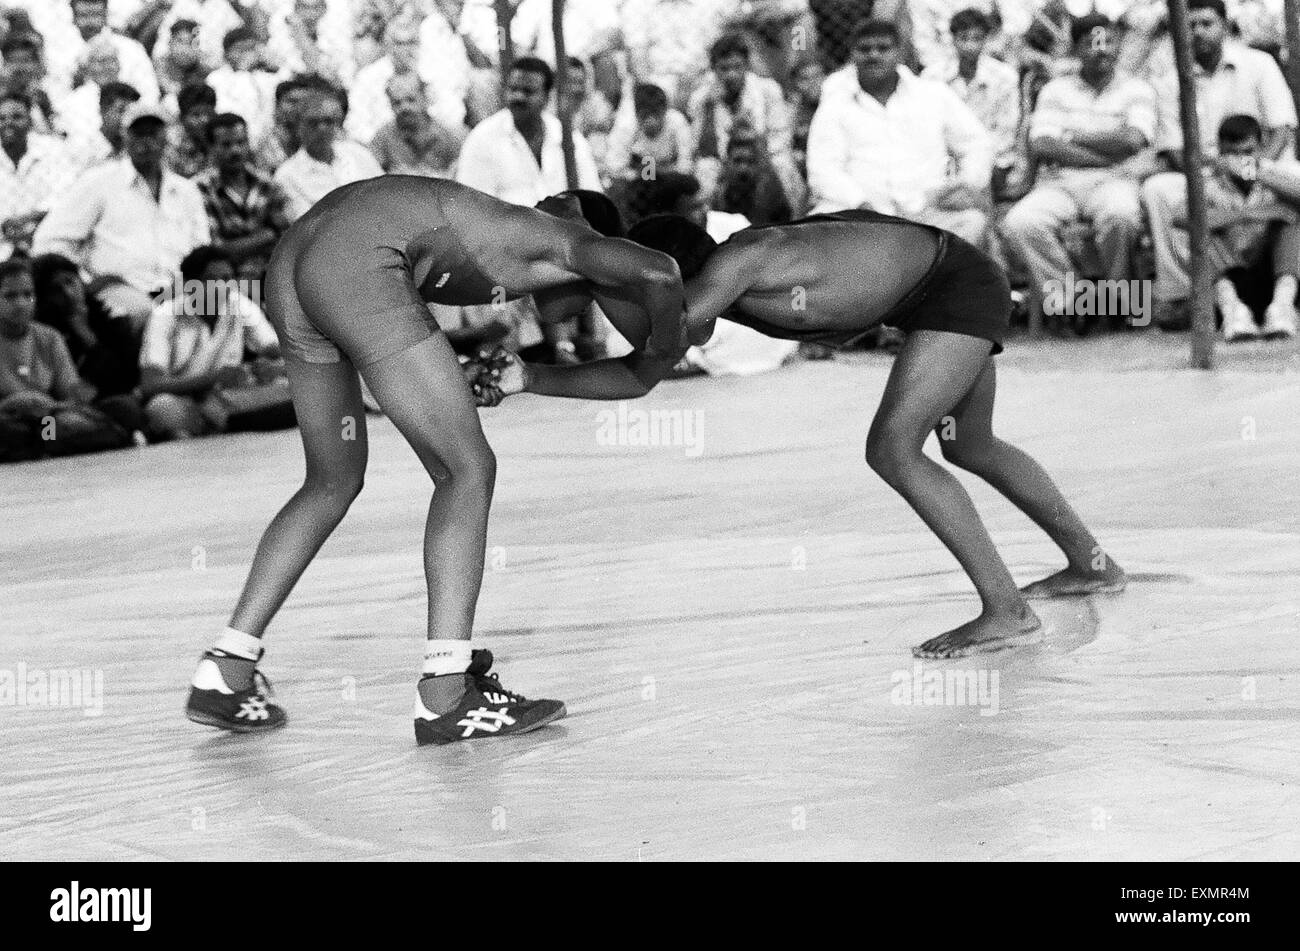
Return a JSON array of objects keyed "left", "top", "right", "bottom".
[
  {"left": 806, "top": 18, "right": 993, "bottom": 245},
  {"left": 265, "top": 0, "right": 355, "bottom": 87},
  {"left": 63, "top": 0, "right": 160, "bottom": 103},
  {"left": 33, "top": 102, "right": 211, "bottom": 330},
  {"left": 346, "top": 16, "right": 468, "bottom": 145},
  {"left": 1001, "top": 15, "right": 1156, "bottom": 304},
  {"left": 455, "top": 57, "right": 601, "bottom": 205},
  {"left": 273, "top": 87, "right": 384, "bottom": 222},
  {"left": 206, "top": 26, "right": 278, "bottom": 144},
  {"left": 154, "top": 0, "right": 246, "bottom": 74},
  {"left": 1, "top": 90, "right": 76, "bottom": 259}
]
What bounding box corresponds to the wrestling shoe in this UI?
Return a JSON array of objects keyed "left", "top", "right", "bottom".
[
  {"left": 414, "top": 655, "right": 566, "bottom": 745},
  {"left": 185, "top": 649, "right": 287, "bottom": 733}
]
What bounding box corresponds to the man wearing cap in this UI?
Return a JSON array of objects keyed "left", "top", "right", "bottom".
[{"left": 33, "top": 102, "right": 212, "bottom": 332}]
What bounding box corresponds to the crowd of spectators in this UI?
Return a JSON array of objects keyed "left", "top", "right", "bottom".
[{"left": 3, "top": 0, "right": 1300, "bottom": 462}]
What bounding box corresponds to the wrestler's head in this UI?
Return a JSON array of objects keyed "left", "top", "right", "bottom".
[
  {"left": 627, "top": 215, "right": 718, "bottom": 280},
  {"left": 536, "top": 189, "right": 625, "bottom": 238}
]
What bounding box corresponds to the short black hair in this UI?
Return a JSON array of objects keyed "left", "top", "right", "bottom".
[
  {"left": 0, "top": 88, "right": 33, "bottom": 112},
  {"left": 1219, "top": 113, "right": 1263, "bottom": 145},
  {"left": 179, "top": 245, "right": 235, "bottom": 286},
  {"left": 709, "top": 32, "right": 750, "bottom": 65},
  {"left": 1071, "top": 13, "right": 1115, "bottom": 47},
  {"left": 300, "top": 81, "right": 348, "bottom": 117},
  {"left": 632, "top": 82, "right": 668, "bottom": 116},
  {"left": 851, "top": 18, "right": 900, "bottom": 47},
  {"left": 950, "top": 7, "right": 992, "bottom": 36},
  {"left": 223, "top": 26, "right": 258, "bottom": 52},
  {"left": 207, "top": 112, "right": 247, "bottom": 144},
  {"left": 1188, "top": 0, "right": 1227, "bottom": 19},
  {"left": 30, "top": 252, "right": 81, "bottom": 290},
  {"left": 558, "top": 189, "right": 624, "bottom": 238},
  {"left": 1, "top": 32, "right": 41, "bottom": 59},
  {"left": 627, "top": 214, "right": 718, "bottom": 280},
  {"left": 170, "top": 17, "right": 200, "bottom": 36},
  {"left": 177, "top": 82, "right": 217, "bottom": 116},
  {"left": 99, "top": 80, "right": 140, "bottom": 110},
  {"left": 511, "top": 56, "right": 554, "bottom": 93},
  {"left": 0, "top": 258, "right": 34, "bottom": 288},
  {"left": 639, "top": 172, "right": 702, "bottom": 218}
]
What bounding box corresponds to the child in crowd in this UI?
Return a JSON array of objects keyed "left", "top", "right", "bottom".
[
  {"left": 604, "top": 82, "right": 693, "bottom": 180},
  {"left": 206, "top": 26, "right": 278, "bottom": 145}
]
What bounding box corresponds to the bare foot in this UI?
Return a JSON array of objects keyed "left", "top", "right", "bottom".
[
  {"left": 1020, "top": 564, "right": 1127, "bottom": 600},
  {"left": 911, "top": 607, "right": 1044, "bottom": 659}
]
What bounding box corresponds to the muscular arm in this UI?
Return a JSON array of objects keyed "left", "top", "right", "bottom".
[{"left": 1069, "top": 126, "right": 1146, "bottom": 160}]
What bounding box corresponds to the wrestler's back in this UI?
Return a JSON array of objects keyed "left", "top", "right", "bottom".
[
  {"left": 728, "top": 215, "right": 942, "bottom": 333},
  {"left": 279, "top": 176, "right": 536, "bottom": 307}
]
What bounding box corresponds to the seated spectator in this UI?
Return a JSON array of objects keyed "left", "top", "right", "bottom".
[
  {"left": 138, "top": 245, "right": 287, "bottom": 441},
  {"left": 66, "top": 0, "right": 160, "bottom": 103},
  {"left": 154, "top": 18, "right": 210, "bottom": 103},
  {"left": 604, "top": 82, "right": 694, "bottom": 180},
  {"left": 1001, "top": 15, "right": 1154, "bottom": 311},
  {"left": 624, "top": 169, "right": 711, "bottom": 227},
  {"left": 67, "top": 79, "right": 139, "bottom": 170},
  {"left": 558, "top": 56, "right": 615, "bottom": 166},
  {"left": 197, "top": 112, "right": 291, "bottom": 282},
  {"left": 690, "top": 33, "right": 803, "bottom": 214},
  {"left": 806, "top": 18, "right": 993, "bottom": 245},
  {"left": 34, "top": 102, "right": 211, "bottom": 333},
  {"left": 715, "top": 129, "right": 793, "bottom": 225},
  {"left": 1200, "top": 115, "right": 1300, "bottom": 341},
  {"left": 168, "top": 81, "right": 217, "bottom": 177},
  {"left": 1, "top": 31, "right": 61, "bottom": 135},
  {"left": 155, "top": 0, "right": 247, "bottom": 75},
  {"left": 1, "top": 90, "right": 75, "bottom": 260},
  {"left": 1142, "top": 0, "right": 1297, "bottom": 326},
  {"left": 921, "top": 8, "right": 1019, "bottom": 173},
  {"left": 347, "top": 16, "right": 465, "bottom": 148},
  {"left": 57, "top": 37, "right": 123, "bottom": 146},
  {"left": 265, "top": 0, "right": 355, "bottom": 87},
  {"left": 206, "top": 26, "right": 277, "bottom": 145},
  {"left": 273, "top": 86, "right": 383, "bottom": 222},
  {"left": 456, "top": 57, "right": 600, "bottom": 206},
  {"left": 31, "top": 252, "right": 141, "bottom": 397},
  {"left": 787, "top": 59, "right": 823, "bottom": 176},
  {"left": 369, "top": 74, "right": 464, "bottom": 178},
  {"left": 256, "top": 74, "right": 313, "bottom": 171},
  {"left": 0, "top": 258, "right": 144, "bottom": 459}
]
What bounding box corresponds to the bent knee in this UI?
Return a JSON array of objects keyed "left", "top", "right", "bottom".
[
  {"left": 432, "top": 443, "right": 497, "bottom": 492},
  {"left": 865, "top": 427, "right": 923, "bottom": 481}
]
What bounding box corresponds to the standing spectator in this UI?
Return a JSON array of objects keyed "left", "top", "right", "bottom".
[
  {"left": 1, "top": 31, "right": 62, "bottom": 135},
  {"left": 920, "top": 7, "right": 1019, "bottom": 169},
  {"left": 197, "top": 112, "right": 291, "bottom": 281},
  {"left": 622, "top": 0, "right": 733, "bottom": 108},
  {"left": 206, "top": 26, "right": 278, "bottom": 144},
  {"left": 347, "top": 16, "right": 466, "bottom": 146},
  {"left": 455, "top": 57, "right": 600, "bottom": 205},
  {"left": 265, "top": 0, "right": 355, "bottom": 87},
  {"left": 154, "top": 18, "right": 210, "bottom": 103},
  {"left": 33, "top": 102, "right": 211, "bottom": 331},
  {"left": 604, "top": 81, "right": 694, "bottom": 180},
  {"left": 67, "top": 78, "right": 140, "bottom": 169},
  {"left": 1, "top": 90, "right": 75, "bottom": 260},
  {"left": 65, "top": 0, "right": 160, "bottom": 103},
  {"left": 690, "top": 32, "right": 802, "bottom": 210},
  {"left": 1001, "top": 15, "right": 1154, "bottom": 308},
  {"left": 137, "top": 245, "right": 284, "bottom": 441},
  {"left": 806, "top": 18, "right": 992, "bottom": 244},
  {"left": 155, "top": 0, "right": 246, "bottom": 74},
  {"left": 273, "top": 86, "right": 383, "bottom": 221},
  {"left": 1142, "top": 0, "right": 1297, "bottom": 324},
  {"left": 369, "top": 74, "right": 464, "bottom": 178},
  {"left": 168, "top": 81, "right": 217, "bottom": 177},
  {"left": 1201, "top": 114, "right": 1300, "bottom": 341}
]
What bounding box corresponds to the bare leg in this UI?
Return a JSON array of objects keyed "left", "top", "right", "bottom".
[
  {"left": 937, "top": 359, "right": 1126, "bottom": 599},
  {"left": 228, "top": 357, "right": 369, "bottom": 635},
  {"left": 357, "top": 334, "right": 496, "bottom": 643},
  {"left": 864, "top": 331, "right": 1041, "bottom": 659}
]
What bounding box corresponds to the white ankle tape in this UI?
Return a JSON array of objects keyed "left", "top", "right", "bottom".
[
  {"left": 213, "top": 627, "right": 262, "bottom": 661},
  {"left": 422, "top": 640, "right": 473, "bottom": 676}
]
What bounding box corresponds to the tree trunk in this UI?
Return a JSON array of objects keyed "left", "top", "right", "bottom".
[
  {"left": 494, "top": 0, "right": 515, "bottom": 101},
  {"left": 551, "top": 0, "right": 579, "bottom": 189},
  {"left": 1286, "top": 0, "right": 1300, "bottom": 157}
]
